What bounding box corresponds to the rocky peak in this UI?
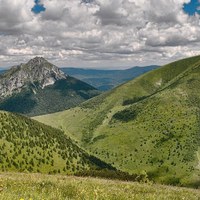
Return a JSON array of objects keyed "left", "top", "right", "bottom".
[
  {"left": 24, "top": 56, "right": 67, "bottom": 87},
  {"left": 27, "top": 57, "right": 48, "bottom": 67},
  {"left": 0, "top": 57, "right": 67, "bottom": 98}
]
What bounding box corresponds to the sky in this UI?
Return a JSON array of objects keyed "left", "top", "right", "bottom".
[{"left": 0, "top": 0, "right": 200, "bottom": 69}]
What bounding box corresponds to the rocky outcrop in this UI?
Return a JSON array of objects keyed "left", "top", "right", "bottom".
[{"left": 0, "top": 57, "right": 67, "bottom": 98}]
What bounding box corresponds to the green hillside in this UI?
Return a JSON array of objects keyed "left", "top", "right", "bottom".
[
  {"left": 35, "top": 55, "right": 200, "bottom": 187},
  {"left": 0, "top": 111, "right": 114, "bottom": 174}
]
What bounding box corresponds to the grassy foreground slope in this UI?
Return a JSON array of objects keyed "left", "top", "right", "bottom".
[
  {"left": 35, "top": 55, "right": 200, "bottom": 187},
  {"left": 0, "top": 111, "right": 113, "bottom": 174},
  {"left": 0, "top": 173, "right": 199, "bottom": 200}
]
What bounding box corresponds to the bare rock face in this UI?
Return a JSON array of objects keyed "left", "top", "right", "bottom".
[{"left": 0, "top": 57, "right": 67, "bottom": 98}]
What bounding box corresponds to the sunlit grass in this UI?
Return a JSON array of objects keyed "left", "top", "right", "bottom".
[{"left": 0, "top": 172, "right": 200, "bottom": 200}]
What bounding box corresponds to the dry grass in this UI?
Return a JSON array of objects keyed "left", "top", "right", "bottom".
[{"left": 0, "top": 172, "right": 199, "bottom": 200}]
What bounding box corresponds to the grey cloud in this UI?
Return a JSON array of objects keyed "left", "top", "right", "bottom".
[
  {"left": 95, "top": 5, "right": 128, "bottom": 26},
  {"left": 0, "top": 0, "right": 36, "bottom": 34},
  {"left": 82, "top": 0, "right": 95, "bottom": 4},
  {"left": 0, "top": 0, "right": 200, "bottom": 69}
]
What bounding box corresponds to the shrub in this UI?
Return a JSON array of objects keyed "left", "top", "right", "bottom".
[{"left": 113, "top": 109, "right": 137, "bottom": 122}]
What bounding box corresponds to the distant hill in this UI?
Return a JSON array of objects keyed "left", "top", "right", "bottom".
[
  {"left": 61, "top": 65, "right": 159, "bottom": 91},
  {"left": 0, "top": 57, "right": 100, "bottom": 116},
  {"left": 0, "top": 69, "right": 6, "bottom": 74},
  {"left": 0, "top": 110, "right": 114, "bottom": 174},
  {"left": 36, "top": 55, "right": 200, "bottom": 187}
]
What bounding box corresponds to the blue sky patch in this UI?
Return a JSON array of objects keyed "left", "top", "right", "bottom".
[
  {"left": 183, "top": 0, "right": 200, "bottom": 15},
  {"left": 32, "top": 0, "right": 45, "bottom": 14}
]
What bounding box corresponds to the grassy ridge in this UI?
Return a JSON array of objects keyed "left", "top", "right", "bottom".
[
  {"left": 35, "top": 55, "right": 200, "bottom": 187},
  {"left": 0, "top": 173, "right": 199, "bottom": 200},
  {"left": 0, "top": 111, "right": 114, "bottom": 174}
]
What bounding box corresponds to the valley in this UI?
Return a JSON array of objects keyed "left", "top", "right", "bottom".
[{"left": 35, "top": 55, "right": 200, "bottom": 187}]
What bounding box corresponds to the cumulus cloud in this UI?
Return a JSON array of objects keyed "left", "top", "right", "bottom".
[
  {"left": 0, "top": 0, "right": 200, "bottom": 68},
  {"left": 0, "top": 0, "right": 37, "bottom": 34}
]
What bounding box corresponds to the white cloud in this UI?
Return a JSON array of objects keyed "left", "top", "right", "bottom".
[
  {"left": 0, "top": 0, "right": 200, "bottom": 69},
  {"left": 0, "top": 0, "right": 37, "bottom": 34}
]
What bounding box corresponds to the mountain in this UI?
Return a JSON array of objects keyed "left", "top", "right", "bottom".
[
  {"left": 0, "top": 57, "right": 100, "bottom": 116},
  {"left": 35, "top": 55, "right": 200, "bottom": 187},
  {"left": 0, "top": 110, "right": 114, "bottom": 174},
  {"left": 61, "top": 65, "right": 159, "bottom": 91}
]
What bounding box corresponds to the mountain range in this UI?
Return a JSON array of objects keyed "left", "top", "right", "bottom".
[
  {"left": 61, "top": 65, "right": 159, "bottom": 90},
  {"left": 35, "top": 55, "right": 200, "bottom": 187},
  {"left": 0, "top": 57, "right": 100, "bottom": 116}
]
